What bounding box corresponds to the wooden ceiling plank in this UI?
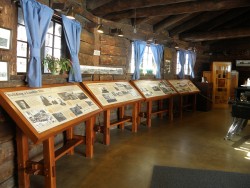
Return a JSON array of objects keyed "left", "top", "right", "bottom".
[
  {"left": 86, "top": 0, "right": 114, "bottom": 11},
  {"left": 104, "top": 0, "right": 250, "bottom": 20},
  {"left": 153, "top": 14, "right": 190, "bottom": 33},
  {"left": 169, "top": 11, "right": 227, "bottom": 36},
  {"left": 92, "top": 0, "right": 195, "bottom": 17},
  {"left": 202, "top": 8, "right": 250, "bottom": 31},
  {"left": 180, "top": 28, "right": 250, "bottom": 42},
  {"left": 214, "top": 11, "right": 250, "bottom": 30}
]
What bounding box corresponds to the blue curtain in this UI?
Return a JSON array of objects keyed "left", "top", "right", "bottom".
[
  {"left": 62, "top": 15, "right": 82, "bottom": 82},
  {"left": 178, "top": 50, "right": 186, "bottom": 79},
  {"left": 132, "top": 40, "right": 146, "bottom": 80},
  {"left": 150, "top": 44, "right": 164, "bottom": 79},
  {"left": 20, "top": 0, "right": 53, "bottom": 87},
  {"left": 187, "top": 51, "right": 196, "bottom": 78}
]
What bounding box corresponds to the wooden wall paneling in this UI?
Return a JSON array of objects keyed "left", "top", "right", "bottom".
[
  {"left": 100, "top": 34, "right": 130, "bottom": 47},
  {"left": 0, "top": 141, "right": 15, "bottom": 165},
  {"left": 78, "top": 53, "right": 94, "bottom": 65},
  {"left": 100, "top": 55, "right": 126, "bottom": 65},
  {"left": 101, "top": 45, "right": 128, "bottom": 56},
  {"left": 80, "top": 42, "right": 95, "bottom": 55},
  {"left": 80, "top": 29, "right": 95, "bottom": 45},
  {"left": 0, "top": 0, "right": 17, "bottom": 76},
  {"left": 99, "top": 75, "right": 113, "bottom": 80},
  {"left": 0, "top": 159, "right": 15, "bottom": 185}
]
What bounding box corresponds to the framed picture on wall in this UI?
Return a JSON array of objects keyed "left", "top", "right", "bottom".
[
  {"left": 0, "top": 61, "right": 8, "bottom": 81},
  {"left": 0, "top": 27, "right": 12, "bottom": 50}
]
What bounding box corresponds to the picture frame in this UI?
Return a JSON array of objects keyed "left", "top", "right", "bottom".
[
  {"left": 0, "top": 61, "right": 8, "bottom": 81},
  {"left": 0, "top": 27, "right": 12, "bottom": 50}
]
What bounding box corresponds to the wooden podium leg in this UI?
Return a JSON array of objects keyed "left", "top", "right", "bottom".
[
  {"left": 169, "top": 97, "right": 174, "bottom": 121},
  {"left": 180, "top": 95, "right": 183, "bottom": 119},
  {"left": 118, "top": 106, "right": 125, "bottom": 130},
  {"left": 66, "top": 127, "right": 74, "bottom": 155},
  {"left": 137, "top": 102, "right": 141, "bottom": 126},
  {"left": 132, "top": 102, "right": 138, "bottom": 133},
  {"left": 85, "top": 117, "right": 94, "bottom": 158},
  {"left": 104, "top": 110, "right": 110, "bottom": 145},
  {"left": 43, "top": 137, "right": 56, "bottom": 188},
  {"left": 147, "top": 101, "right": 152, "bottom": 127},
  {"left": 193, "top": 94, "right": 197, "bottom": 112},
  {"left": 158, "top": 100, "right": 163, "bottom": 119},
  {"left": 16, "top": 127, "right": 30, "bottom": 188}
]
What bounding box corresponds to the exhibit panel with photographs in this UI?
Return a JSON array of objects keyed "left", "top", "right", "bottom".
[
  {"left": 131, "top": 80, "right": 177, "bottom": 98},
  {"left": 168, "top": 79, "right": 200, "bottom": 94},
  {"left": 1, "top": 85, "right": 100, "bottom": 133},
  {"left": 83, "top": 81, "right": 143, "bottom": 107}
]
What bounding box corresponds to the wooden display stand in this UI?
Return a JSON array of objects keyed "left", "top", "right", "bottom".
[
  {"left": 212, "top": 61, "right": 232, "bottom": 108},
  {"left": 0, "top": 83, "right": 102, "bottom": 188},
  {"left": 81, "top": 81, "right": 144, "bottom": 145},
  {"left": 131, "top": 80, "right": 178, "bottom": 127},
  {"left": 168, "top": 79, "right": 200, "bottom": 119}
]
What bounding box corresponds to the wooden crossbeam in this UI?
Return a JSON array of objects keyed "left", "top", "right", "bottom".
[
  {"left": 180, "top": 28, "right": 250, "bottom": 42},
  {"left": 169, "top": 11, "right": 227, "bottom": 36},
  {"left": 153, "top": 14, "right": 190, "bottom": 33},
  {"left": 91, "top": 0, "right": 194, "bottom": 17},
  {"left": 104, "top": 0, "right": 250, "bottom": 21}
]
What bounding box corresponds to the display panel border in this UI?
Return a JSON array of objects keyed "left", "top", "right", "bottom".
[
  {"left": 0, "top": 83, "right": 102, "bottom": 143},
  {"left": 81, "top": 80, "right": 144, "bottom": 109}
]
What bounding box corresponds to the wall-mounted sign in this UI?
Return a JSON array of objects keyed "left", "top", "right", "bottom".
[{"left": 80, "top": 65, "right": 123, "bottom": 75}]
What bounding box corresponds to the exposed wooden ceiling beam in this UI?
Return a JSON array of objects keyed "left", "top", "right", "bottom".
[
  {"left": 104, "top": 0, "right": 250, "bottom": 21},
  {"left": 169, "top": 11, "right": 227, "bottom": 36},
  {"left": 91, "top": 0, "right": 195, "bottom": 17},
  {"left": 153, "top": 14, "right": 190, "bottom": 33},
  {"left": 86, "top": 0, "right": 114, "bottom": 11},
  {"left": 215, "top": 11, "right": 250, "bottom": 30},
  {"left": 201, "top": 8, "right": 250, "bottom": 31},
  {"left": 180, "top": 28, "right": 250, "bottom": 42},
  {"left": 131, "top": 17, "right": 153, "bottom": 26}
]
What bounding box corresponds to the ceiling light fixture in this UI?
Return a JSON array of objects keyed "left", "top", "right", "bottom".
[
  {"left": 66, "top": 6, "right": 75, "bottom": 19},
  {"left": 133, "top": 9, "right": 137, "bottom": 34},
  {"left": 97, "top": 24, "right": 104, "bottom": 33},
  {"left": 110, "top": 28, "right": 124, "bottom": 37}
]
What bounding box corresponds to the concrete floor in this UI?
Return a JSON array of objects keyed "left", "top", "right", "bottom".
[{"left": 31, "top": 108, "right": 250, "bottom": 188}]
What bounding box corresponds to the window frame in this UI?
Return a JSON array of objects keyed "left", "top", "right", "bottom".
[
  {"left": 130, "top": 42, "right": 157, "bottom": 75},
  {"left": 176, "top": 50, "right": 191, "bottom": 76},
  {"left": 16, "top": 6, "right": 68, "bottom": 74}
]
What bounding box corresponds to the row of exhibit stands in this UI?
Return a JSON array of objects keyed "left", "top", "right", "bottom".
[{"left": 0, "top": 79, "right": 199, "bottom": 188}]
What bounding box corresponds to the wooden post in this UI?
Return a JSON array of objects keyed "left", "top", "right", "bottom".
[
  {"left": 43, "top": 137, "right": 56, "bottom": 188},
  {"left": 85, "top": 117, "right": 94, "bottom": 158},
  {"left": 158, "top": 100, "right": 163, "bottom": 119},
  {"left": 147, "top": 101, "right": 152, "bottom": 127},
  {"left": 104, "top": 109, "right": 111, "bottom": 145},
  {"left": 193, "top": 94, "right": 197, "bottom": 112},
  {"left": 132, "top": 102, "right": 138, "bottom": 132},
  {"left": 16, "top": 127, "right": 30, "bottom": 188},
  {"left": 169, "top": 97, "right": 174, "bottom": 121},
  {"left": 66, "top": 128, "right": 74, "bottom": 155},
  {"left": 118, "top": 106, "right": 125, "bottom": 130},
  {"left": 137, "top": 102, "right": 141, "bottom": 126},
  {"left": 179, "top": 95, "right": 183, "bottom": 119}
]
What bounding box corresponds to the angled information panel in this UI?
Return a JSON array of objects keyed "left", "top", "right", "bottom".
[
  {"left": 0, "top": 83, "right": 102, "bottom": 143},
  {"left": 82, "top": 81, "right": 144, "bottom": 109},
  {"left": 131, "top": 80, "right": 177, "bottom": 100},
  {"left": 167, "top": 79, "right": 200, "bottom": 94}
]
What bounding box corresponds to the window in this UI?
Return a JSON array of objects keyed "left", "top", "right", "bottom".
[
  {"left": 16, "top": 7, "right": 65, "bottom": 74},
  {"left": 17, "top": 7, "right": 29, "bottom": 73},
  {"left": 130, "top": 43, "right": 156, "bottom": 75},
  {"left": 43, "top": 21, "right": 63, "bottom": 73},
  {"left": 176, "top": 51, "right": 191, "bottom": 75}
]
